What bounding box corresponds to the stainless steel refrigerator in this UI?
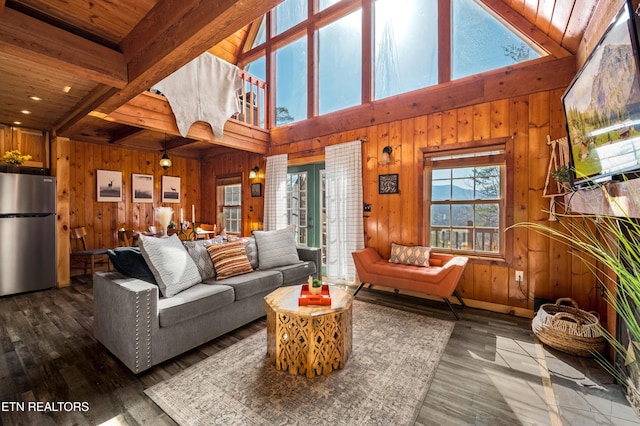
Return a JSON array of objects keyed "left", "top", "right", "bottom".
[{"left": 0, "top": 172, "right": 56, "bottom": 296}]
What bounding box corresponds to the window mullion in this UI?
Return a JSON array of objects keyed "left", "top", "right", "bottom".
[
  {"left": 438, "top": 0, "right": 451, "bottom": 84},
  {"left": 362, "top": 0, "right": 373, "bottom": 104}
]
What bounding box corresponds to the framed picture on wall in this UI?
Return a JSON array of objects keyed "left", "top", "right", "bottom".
[
  {"left": 251, "top": 182, "right": 262, "bottom": 197},
  {"left": 132, "top": 174, "right": 154, "bottom": 203},
  {"left": 161, "top": 176, "right": 181, "bottom": 203},
  {"left": 378, "top": 173, "right": 399, "bottom": 194},
  {"left": 96, "top": 169, "right": 123, "bottom": 202}
]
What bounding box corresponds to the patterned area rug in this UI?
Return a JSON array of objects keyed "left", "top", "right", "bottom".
[{"left": 144, "top": 300, "right": 454, "bottom": 426}]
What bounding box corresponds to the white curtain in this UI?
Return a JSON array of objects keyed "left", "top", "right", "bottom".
[
  {"left": 325, "top": 140, "right": 364, "bottom": 282},
  {"left": 264, "top": 154, "right": 288, "bottom": 231}
]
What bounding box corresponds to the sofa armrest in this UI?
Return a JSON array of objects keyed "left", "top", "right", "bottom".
[
  {"left": 93, "top": 271, "right": 159, "bottom": 373},
  {"left": 297, "top": 246, "right": 321, "bottom": 279}
]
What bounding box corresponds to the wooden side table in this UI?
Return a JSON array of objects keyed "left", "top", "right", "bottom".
[{"left": 265, "top": 285, "right": 353, "bottom": 378}]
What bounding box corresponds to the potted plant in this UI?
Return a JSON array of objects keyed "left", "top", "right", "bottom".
[
  {"left": 307, "top": 276, "right": 323, "bottom": 295},
  {"left": 551, "top": 165, "right": 572, "bottom": 192},
  {"left": 2, "top": 150, "right": 32, "bottom": 171},
  {"left": 512, "top": 198, "right": 640, "bottom": 416}
]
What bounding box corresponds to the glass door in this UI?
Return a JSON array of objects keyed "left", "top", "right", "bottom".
[{"left": 287, "top": 163, "right": 325, "bottom": 271}]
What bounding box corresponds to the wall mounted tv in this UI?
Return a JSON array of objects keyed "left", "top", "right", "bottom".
[{"left": 562, "top": 0, "right": 640, "bottom": 188}]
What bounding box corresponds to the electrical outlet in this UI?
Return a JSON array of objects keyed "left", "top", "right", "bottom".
[{"left": 515, "top": 270, "right": 524, "bottom": 281}]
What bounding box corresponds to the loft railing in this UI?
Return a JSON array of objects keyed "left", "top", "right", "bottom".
[{"left": 232, "top": 71, "right": 267, "bottom": 129}]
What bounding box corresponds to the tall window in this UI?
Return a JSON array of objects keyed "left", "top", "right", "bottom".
[
  {"left": 217, "top": 178, "right": 242, "bottom": 234},
  {"left": 274, "top": 0, "right": 307, "bottom": 35},
  {"left": 287, "top": 171, "right": 308, "bottom": 245},
  {"left": 451, "top": 0, "right": 542, "bottom": 79},
  {"left": 374, "top": 0, "right": 438, "bottom": 99},
  {"left": 319, "top": 10, "right": 362, "bottom": 114},
  {"left": 275, "top": 37, "right": 307, "bottom": 125},
  {"left": 425, "top": 148, "right": 505, "bottom": 255},
  {"left": 241, "top": 1, "right": 547, "bottom": 124}
]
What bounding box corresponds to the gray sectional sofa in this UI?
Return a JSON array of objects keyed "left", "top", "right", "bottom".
[{"left": 93, "top": 228, "right": 320, "bottom": 374}]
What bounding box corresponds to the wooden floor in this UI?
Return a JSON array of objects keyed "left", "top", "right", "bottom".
[{"left": 0, "top": 277, "right": 637, "bottom": 425}]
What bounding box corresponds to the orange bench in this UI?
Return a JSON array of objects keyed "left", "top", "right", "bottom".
[{"left": 352, "top": 247, "right": 468, "bottom": 319}]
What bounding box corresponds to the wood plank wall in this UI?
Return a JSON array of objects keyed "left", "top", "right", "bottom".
[
  {"left": 268, "top": 90, "right": 602, "bottom": 318},
  {"left": 68, "top": 140, "right": 201, "bottom": 250}
]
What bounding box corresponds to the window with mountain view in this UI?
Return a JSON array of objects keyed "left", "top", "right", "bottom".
[{"left": 426, "top": 149, "right": 505, "bottom": 255}]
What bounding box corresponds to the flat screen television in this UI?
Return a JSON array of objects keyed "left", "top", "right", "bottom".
[{"left": 562, "top": 0, "right": 640, "bottom": 188}]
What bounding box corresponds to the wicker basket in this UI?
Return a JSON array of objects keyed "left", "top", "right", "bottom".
[{"left": 532, "top": 298, "right": 607, "bottom": 357}]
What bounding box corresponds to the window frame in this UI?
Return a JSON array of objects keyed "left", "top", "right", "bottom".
[
  {"left": 216, "top": 176, "right": 242, "bottom": 236},
  {"left": 420, "top": 138, "right": 513, "bottom": 265},
  {"left": 238, "top": 0, "right": 550, "bottom": 128}
]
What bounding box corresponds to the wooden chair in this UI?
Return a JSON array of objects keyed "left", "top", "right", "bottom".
[
  {"left": 197, "top": 223, "right": 216, "bottom": 239},
  {"left": 117, "top": 229, "right": 134, "bottom": 246},
  {"left": 70, "top": 227, "right": 110, "bottom": 276}
]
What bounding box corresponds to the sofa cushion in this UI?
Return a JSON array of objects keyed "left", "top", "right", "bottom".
[
  {"left": 183, "top": 237, "right": 224, "bottom": 280},
  {"left": 107, "top": 247, "right": 157, "bottom": 285},
  {"left": 268, "top": 261, "right": 317, "bottom": 286},
  {"left": 157, "top": 283, "right": 235, "bottom": 327},
  {"left": 203, "top": 269, "right": 282, "bottom": 301},
  {"left": 389, "top": 243, "right": 430, "bottom": 267},
  {"left": 241, "top": 237, "right": 259, "bottom": 269},
  {"left": 253, "top": 225, "right": 301, "bottom": 269},
  {"left": 139, "top": 234, "right": 202, "bottom": 297},
  {"left": 206, "top": 241, "right": 254, "bottom": 280}
]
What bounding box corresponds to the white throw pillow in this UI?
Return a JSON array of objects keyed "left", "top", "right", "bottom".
[
  {"left": 253, "top": 225, "right": 301, "bottom": 269},
  {"left": 139, "top": 234, "right": 202, "bottom": 297}
]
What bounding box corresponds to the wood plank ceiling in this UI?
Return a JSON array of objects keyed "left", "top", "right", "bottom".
[{"left": 0, "top": 0, "right": 599, "bottom": 159}]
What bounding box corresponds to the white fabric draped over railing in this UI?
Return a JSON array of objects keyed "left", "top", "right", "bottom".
[
  {"left": 264, "top": 154, "right": 288, "bottom": 231},
  {"left": 325, "top": 140, "right": 364, "bottom": 283}
]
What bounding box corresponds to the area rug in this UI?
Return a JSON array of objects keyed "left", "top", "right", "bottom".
[{"left": 144, "top": 300, "right": 454, "bottom": 426}]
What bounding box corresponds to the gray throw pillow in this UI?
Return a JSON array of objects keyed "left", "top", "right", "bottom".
[
  {"left": 183, "top": 237, "right": 223, "bottom": 280},
  {"left": 139, "top": 234, "right": 202, "bottom": 297},
  {"left": 253, "top": 225, "right": 301, "bottom": 269},
  {"left": 241, "top": 236, "right": 259, "bottom": 269}
]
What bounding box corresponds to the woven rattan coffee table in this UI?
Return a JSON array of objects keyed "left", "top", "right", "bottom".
[{"left": 265, "top": 284, "right": 353, "bottom": 378}]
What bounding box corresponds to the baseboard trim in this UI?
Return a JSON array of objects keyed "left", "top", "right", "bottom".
[{"left": 362, "top": 284, "right": 534, "bottom": 319}]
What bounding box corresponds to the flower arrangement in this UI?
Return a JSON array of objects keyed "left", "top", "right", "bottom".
[{"left": 2, "top": 150, "right": 32, "bottom": 165}]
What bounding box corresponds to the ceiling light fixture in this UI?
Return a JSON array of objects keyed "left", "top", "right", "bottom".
[
  {"left": 63, "top": 86, "right": 72, "bottom": 93},
  {"left": 249, "top": 166, "right": 259, "bottom": 179},
  {"left": 159, "top": 135, "right": 172, "bottom": 170},
  {"left": 13, "top": 121, "right": 22, "bottom": 125},
  {"left": 20, "top": 110, "right": 31, "bottom": 115},
  {"left": 29, "top": 96, "right": 42, "bottom": 101}
]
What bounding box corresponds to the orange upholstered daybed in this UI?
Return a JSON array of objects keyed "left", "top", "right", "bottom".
[{"left": 352, "top": 247, "right": 468, "bottom": 319}]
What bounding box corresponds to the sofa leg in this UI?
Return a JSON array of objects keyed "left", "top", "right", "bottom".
[
  {"left": 453, "top": 290, "right": 466, "bottom": 308},
  {"left": 353, "top": 282, "right": 366, "bottom": 297},
  {"left": 443, "top": 298, "right": 460, "bottom": 320}
]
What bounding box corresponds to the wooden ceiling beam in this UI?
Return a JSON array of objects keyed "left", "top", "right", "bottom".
[
  {"left": 0, "top": 8, "right": 127, "bottom": 88},
  {"left": 99, "top": 0, "right": 283, "bottom": 113},
  {"left": 110, "top": 126, "right": 145, "bottom": 145},
  {"left": 57, "top": 0, "right": 282, "bottom": 138},
  {"left": 480, "top": 0, "right": 571, "bottom": 58}
]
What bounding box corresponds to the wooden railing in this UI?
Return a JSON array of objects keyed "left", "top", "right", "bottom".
[
  {"left": 430, "top": 226, "right": 500, "bottom": 253},
  {"left": 232, "top": 70, "right": 267, "bottom": 129}
]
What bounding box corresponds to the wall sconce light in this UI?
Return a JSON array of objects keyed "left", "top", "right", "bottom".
[
  {"left": 380, "top": 146, "right": 392, "bottom": 165},
  {"left": 159, "top": 135, "right": 172, "bottom": 170},
  {"left": 249, "top": 166, "right": 259, "bottom": 179}
]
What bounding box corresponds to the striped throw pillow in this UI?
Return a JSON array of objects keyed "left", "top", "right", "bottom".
[{"left": 206, "top": 241, "right": 253, "bottom": 280}]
